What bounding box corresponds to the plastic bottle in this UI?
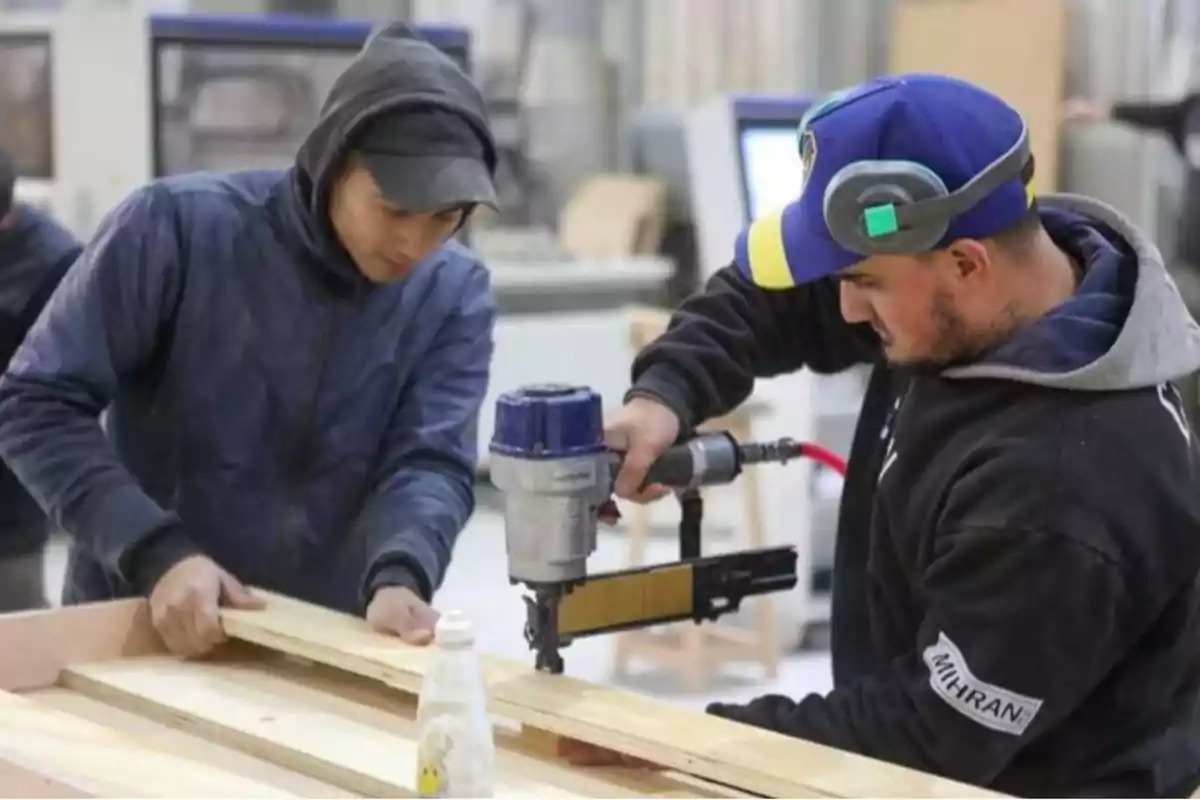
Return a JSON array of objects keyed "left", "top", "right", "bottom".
[{"left": 415, "top": 610, "right": 496, "bottom": 798}]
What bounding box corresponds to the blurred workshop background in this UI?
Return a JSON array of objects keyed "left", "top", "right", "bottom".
[{"left": 0, "top": 0, "right": 1193, "bottom": 710}]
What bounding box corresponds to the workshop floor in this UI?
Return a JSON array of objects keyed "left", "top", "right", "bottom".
[{"left": 42, "top": 507, "right": 833, "bottom": 713}]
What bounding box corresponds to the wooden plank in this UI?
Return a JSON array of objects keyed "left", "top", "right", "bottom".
[
  {"left": 64, "top": 654, "right": 729, "bottom": 799},
  {"left": 65, "top": 657, "right": 571, "bottom": 799},
  {"left": 0, "top": 755, "right": 91, "bottom": 798},
  {"left": 254, "top": 650, "right": 736, "bottom": 799},
  {"left": 29, "top": 686, "right": 357, "bottom": 798},
  {"left": 0, "top": 688, "right": 294, "bottom": 797},
  {"left": 0, "top": 600, "right": 162, "bottom": 691},
  {"left": 222, "top": 591, "right": 1001, "bottom": 798}
]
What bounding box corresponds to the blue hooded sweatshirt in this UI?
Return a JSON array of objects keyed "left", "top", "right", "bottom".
[
  {"left": 0, "top": 204, "right": 80, "bottom": 556},
  {"left": 0, "top": 24, "right": 497, "bottom": 613}
]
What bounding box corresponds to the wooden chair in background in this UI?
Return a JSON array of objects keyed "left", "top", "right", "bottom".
[{"left": 611, "top": 307, "right": 781, "bottom": 693}]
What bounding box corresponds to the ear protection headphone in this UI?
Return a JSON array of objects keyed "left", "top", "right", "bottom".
[{"left": 807, "top": 113, "right": 1033, "bottom": 257}]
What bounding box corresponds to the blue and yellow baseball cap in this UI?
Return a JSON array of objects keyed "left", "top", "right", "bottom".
[{"left": 735, "top": 74, "right": 1034, "bottom": 290}]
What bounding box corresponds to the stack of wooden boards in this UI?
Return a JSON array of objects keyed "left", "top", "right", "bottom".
[{"left": 0, "top": 591, "right": 1001, "bottom": 798}]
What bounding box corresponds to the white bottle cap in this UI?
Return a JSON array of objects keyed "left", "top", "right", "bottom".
[{"left": 435, "top": 609, "right": 475, "bottom": 647}]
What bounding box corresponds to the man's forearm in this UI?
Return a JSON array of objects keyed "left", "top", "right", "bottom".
[
  {"left": 708, "top": 668, "right": 1012, "bottom": 787},
  {"left": 0, "top": 380, "right": 182, "bottom": 581},
  {"left": 626, "top": 364, "right": 702, "bottom": 429},
  {"left": 125, "top": 522, "right": 204, "bottom": 594},
  {"left": 360, "top": 459, "right": 474, "bottom": 605}
]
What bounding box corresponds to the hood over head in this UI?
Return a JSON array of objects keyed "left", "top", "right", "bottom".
[
  {"left": 294, "top": 22, "right": 497, "bottom": 228},
  {"left": 941, "top": 193, "right": 1200, "bottom": 390}
]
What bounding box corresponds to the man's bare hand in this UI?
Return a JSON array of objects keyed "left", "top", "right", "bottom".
[
  {"left": 604, "top": 396, "right": 682, "bottom": 502},
  {"left": 149, "top": 555, "right": 265, "bottom": 657},
  {"left": 367, "top": 585, "right": 440, "bottom": 645}
]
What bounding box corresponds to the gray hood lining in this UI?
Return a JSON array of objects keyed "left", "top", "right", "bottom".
[{"left": 941, "top": 193, "right": 1200, "bottom": 391}]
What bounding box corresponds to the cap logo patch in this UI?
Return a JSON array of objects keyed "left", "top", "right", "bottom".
[{"left": 799, "top": 128, "right": 817, "bottom": 199}]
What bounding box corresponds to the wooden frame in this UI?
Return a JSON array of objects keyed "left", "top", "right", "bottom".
[{"left": 0, "top": 592, "right": 1001, "bottom": 798}]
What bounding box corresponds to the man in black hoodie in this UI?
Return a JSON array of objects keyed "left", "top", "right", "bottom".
[
  {"left": 0, "top": 147, "right": 80, "bottom": 611},
  {"left": 0, "top": 25, "right": 497, "bottom": 656},
  {"left": 599, "top": 76, "right": 1200, "bottom": 796}
]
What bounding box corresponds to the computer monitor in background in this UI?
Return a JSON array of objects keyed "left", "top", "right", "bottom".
[
  {"left": 148, "top": 15, "right": 469, "bottom": 178},
  {"left": 738, "top": 119, "right": 806, "bottom": 222},
  {"left": 684, "top": 94, "right": 809, "bottom": 284},
  {"left": 625, "top": 101, "right": 808, "bottom": 302},
  {"left": 0, "top": 11, "right": 472, "bottom": 237},
  {"left": 0, "top": 32, "right": 54, "bottom": 209},
  {"left": 146, "top": 14, "right": 471, "bottom": 242}
]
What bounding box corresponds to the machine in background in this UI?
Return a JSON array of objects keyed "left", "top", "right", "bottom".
[{"left": 0, "top": 6, "right": 468, "bottom": 239}]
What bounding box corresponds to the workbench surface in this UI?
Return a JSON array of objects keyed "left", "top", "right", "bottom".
[{"left": 0, "top": 592, "right": 999, "bottom": 798}]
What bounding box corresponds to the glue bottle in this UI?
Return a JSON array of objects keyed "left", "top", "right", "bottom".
[{"left": 415, "top": 610, "right": 496, "bottom": 798}]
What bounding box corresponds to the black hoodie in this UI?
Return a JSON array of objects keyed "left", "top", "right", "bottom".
[
  {"left": 630, "top": 197, "right": 1200, "bottom": 797},
  {"left": 0, "top": 25, "right": 497, "bottom": 612}
]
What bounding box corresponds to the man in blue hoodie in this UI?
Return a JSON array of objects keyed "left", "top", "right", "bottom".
[
  {"left": 0, "top": 147, "right": 81, "bottom": 611},
  {"left": 0, "top": 24, "right": 498, "bottom": 657},
  {"left": 596, "top": 76, "right": 1200, "bottom": 795}
]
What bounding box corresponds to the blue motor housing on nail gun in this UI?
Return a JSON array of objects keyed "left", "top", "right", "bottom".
[
  {"left": 488, "top": 384, "right": 612, "bottom": 588},
  {"left": 490, "top": 383, "right": 606, "bottom": 460}
]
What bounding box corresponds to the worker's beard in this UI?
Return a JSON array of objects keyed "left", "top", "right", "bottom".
[{"left": 887, "top": 289, "right": 1006, "bottom": 375}]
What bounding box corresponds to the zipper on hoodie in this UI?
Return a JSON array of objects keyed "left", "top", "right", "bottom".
[
  {"left": 274, "top": 284, "right": 358, "bottom": 585},
  {"left": 290, "top": 311, "right": 338, "bottom": 477}
]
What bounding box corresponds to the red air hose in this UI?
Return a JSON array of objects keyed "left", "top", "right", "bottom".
[{"left": 796, "top": 441, "right": 848, "bottom": 476}]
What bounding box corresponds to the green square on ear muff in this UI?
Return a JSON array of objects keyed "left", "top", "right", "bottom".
[{"left": 863, "top": 204, "right": 899, "bottom": 238}]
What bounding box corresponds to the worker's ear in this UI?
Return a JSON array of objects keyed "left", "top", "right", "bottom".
[
  {"left": 945, "top": 238, "right": 991, "bottom": 284},
  {"left": 452, "top": 203, "right": 477, "bottom": 233}
]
